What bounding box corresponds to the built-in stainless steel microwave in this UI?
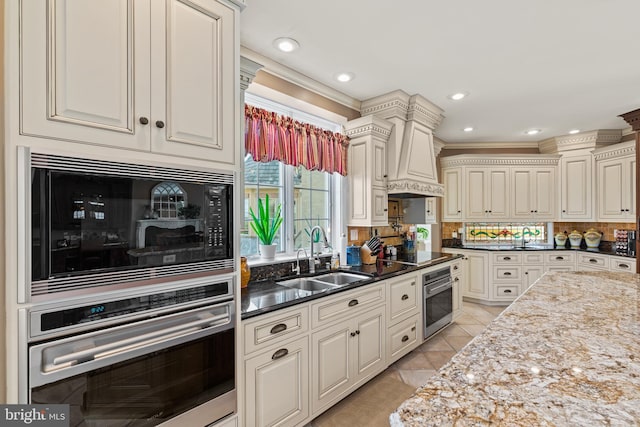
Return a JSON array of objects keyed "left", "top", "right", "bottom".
[{"left": 19, "top": 148, "right": 234, "bottom": 301}]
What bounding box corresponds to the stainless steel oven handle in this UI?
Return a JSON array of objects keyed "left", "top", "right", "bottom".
[
  {"left": 425, "top": 281, "right": 452, "bottom": 295},
  {"left": 51, "top": 313, "right": 229, "bottom": 369}
]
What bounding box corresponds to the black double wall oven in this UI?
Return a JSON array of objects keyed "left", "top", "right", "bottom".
[{"left": 18, "top": 148, "right": 237, "bottom": 426}]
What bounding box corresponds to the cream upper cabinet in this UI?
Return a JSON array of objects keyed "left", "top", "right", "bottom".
[
  {"left": 20, "top": 0, "right": 237, "bottom": 164},
  {"left": 511, "top": 167, "right": 556, "bottom": 221},
  {"left": 465, "top": 168, "right": 510, "bottom": 220},
  {"left": 559, "top": 152, "right": 594, "bottom": 221},
  {"left": 595, "top": 142, "right": 636, "bottom": 222},
  {"left": 345, "top": 116, "right": 393, "bottom": 227},
  {"left": 442, "top": 167, "right": 463, "bottom": 221}
]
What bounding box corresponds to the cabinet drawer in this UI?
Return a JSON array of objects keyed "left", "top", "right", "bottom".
[
  {"left": 493, "top": 266, "right": 522, "bottom": 281},
  {"left": 544, "top": 252, "right": 575, "bottom": 264},
  {"left": 577, "top": 253, "right": 609, "bottom": 269},
  {"left": 387, "top": 315, "right": 420, "bottom": 363},
  {"left": 523, "top": 252, "right": 544, "bottom": 264},
  {"left": 610, "top": 257, "right": 636, "bottom": 272},
  {"left": 388, "top": 274, "right": 419, "bottom": 324},
  {"left": 492, "top": 253, "right": 521, "bottom": 264},
  {"left": 450, "top": 260, "right": 462, "bottom": 275},
  {"left": 243, "top": 305, "right": 309, "bottom": 355},
  {"left": 311, "top": 283, "right": 385, "bottom": 328},
  {"left": 493, "top": 285, "right": 519, "bottom": 300}
]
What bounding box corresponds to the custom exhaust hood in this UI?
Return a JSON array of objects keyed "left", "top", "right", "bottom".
[{"left": 359, "top": 90, "right": 445, "bottom": 198}]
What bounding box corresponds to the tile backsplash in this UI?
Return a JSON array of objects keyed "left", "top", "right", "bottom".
[{"left": 553, "top": 222, "right": 636, "bottom": 241}]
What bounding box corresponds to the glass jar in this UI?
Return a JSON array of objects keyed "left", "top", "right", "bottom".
[{"left": 240, "top": 257, "right": 251, "bottom": 288}]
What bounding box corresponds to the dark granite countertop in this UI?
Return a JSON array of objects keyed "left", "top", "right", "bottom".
[
  {"left": 241, "top": 252, "right": 461, "bottom": 320},
  {"left": 442, "top": 244, "right": 636, "bottom": 258}
]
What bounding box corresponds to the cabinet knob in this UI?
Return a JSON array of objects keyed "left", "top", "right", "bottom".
[
  {"left": 350, "top": 332, "right": 356, "bottom": 337},
  {"left": 621, "top": 209, "right": 625, "bottom": 212},
  {"left": 155, "top": 120, "right": 165, "bottom": 128},
  {"left": 356, "top": 330, "right": 360, "bottom": 335},
  {"left": 454, "top": 277, "right": 460, "bottom": 282},
  {"left": 457, "top": 210, "right": 461, "bottom": 213},
  {"left": 272, "top": 348, "right": 289, "bottom": 360},
  {"left": 525, "top": 272, "right": 529, "bottom": 275},
  {"left": 562, "top": 210, "right": 566, "bottom": 213},
  {"left": 139, "top": 116, "right": 149, "bottom": 125},
  {"left": 384, "top": 208, "right": 388, "bottom": 212},
  {"left": 453, "top": 265, "right": 459, "bottom": 270},
  {"left": 401, "top": 294, "right": 409, "bottom": 301},
  {"left": 383, "top": 174, "right": 388, "bottom": 178}
]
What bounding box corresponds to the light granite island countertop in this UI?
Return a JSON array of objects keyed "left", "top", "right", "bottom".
[{"left": 390, "top": 271, "right": 640, "bottom": 426}]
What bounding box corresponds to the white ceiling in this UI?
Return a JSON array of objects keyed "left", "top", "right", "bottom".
[{"left": 239, "top": 0, "right": 640, "bottom": 144}]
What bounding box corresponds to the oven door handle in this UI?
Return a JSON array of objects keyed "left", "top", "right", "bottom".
[
  {"left": 425, "top": 281, "right": 452, "bottom": 295},
  {"left": 50, "top": 313, "right": 229, "bottom": 369}
]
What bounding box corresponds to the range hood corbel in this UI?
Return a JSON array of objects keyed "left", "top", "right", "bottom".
[{"left": 360, "top": 90, "right": 445, "bottom": 198}]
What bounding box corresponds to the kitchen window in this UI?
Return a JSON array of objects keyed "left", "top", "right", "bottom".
[{"left": 241, "top": 94, "right": 345, "bottom": 258}]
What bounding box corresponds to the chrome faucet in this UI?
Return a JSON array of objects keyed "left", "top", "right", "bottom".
[
  {"left": 293, "top": 248, "right": 308, "bottom": 275},
  {"left": 521, "top": 227, "right": 532, "bottom": 248},
  {"left": 309, "top": 226, "right": 329, "bottom": 274}
]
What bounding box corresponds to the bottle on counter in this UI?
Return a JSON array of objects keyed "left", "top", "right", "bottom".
[{"left": 331, "top": 251, "right": 340, "bottom": 270}]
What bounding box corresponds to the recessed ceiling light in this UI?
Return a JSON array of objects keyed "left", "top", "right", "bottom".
[
  {"left": 335, "top": 72, "right": 355, "bottom": 83},
  {"left": 273, "top": 37, "right": 299, "bottom": 53},
  {"left": 448, "top": 92, "right": 468, "bottom": 101},
  {"left": 525, "top": 129, "right": 541, "bottom": 135},
  {"left": 568, "top": 129, "right": 580, "bottom": 134},
  {"left": 463, "top": 127, "right": 474, "bottom": 132}
]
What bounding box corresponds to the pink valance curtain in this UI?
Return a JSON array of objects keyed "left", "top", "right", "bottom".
[{"left": 244, "top": 104, "right": 350, "bottom": 176}]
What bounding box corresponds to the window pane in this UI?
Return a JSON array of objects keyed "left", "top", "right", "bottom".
[
  {"left": 241, "top": 157, "right": 284, "bottom": 256},
  {"left": 293, "top": 168, "right": 330, "bottom": 251}
]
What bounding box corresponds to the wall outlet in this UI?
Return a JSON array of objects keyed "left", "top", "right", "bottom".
[
  {"left": 452, "top": 231, "right": 458, "bottom": 239},
  {"left": 350, "top": 229, "right": 358, "bottom": 240}
]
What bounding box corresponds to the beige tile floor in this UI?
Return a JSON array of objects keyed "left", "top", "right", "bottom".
[{"left": 309, "top": 302, "right": 506, "bottom": 427}]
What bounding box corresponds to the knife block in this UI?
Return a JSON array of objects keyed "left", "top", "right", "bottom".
[{"left": 360, "top": 246, "right": 377, "bottom": 265}]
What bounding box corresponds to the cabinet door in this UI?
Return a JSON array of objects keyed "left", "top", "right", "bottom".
[
  {"left": 465, "top": 252, "right": 489, "bottom": 299},
  {"left": 353, "top": 307, "right": 386, "bottom": 381},
  {"left": 21, "top": 0, "right": 150, "bottom": 150},
  {"left": 629, "top": 157, "right": 637, "bottom": 218},
  {"left": 560, "top": 154, "right": 593, "bottom": 220},
  {"left": 532, "top": 168, "right": 556, "bottom": 220},
  {"left": 486, "top": 168, "right": 509, "bottom": 218},
  {"left": 598, "top": 159, "right": 626, "bottom": 220},
  {"left": 465, "top": 169, "right": 487, "bottom": 219},
  {"left": 150, "top": 0, "right": 236, "bottom": 163},
  {"left": 452, "top": 275, "right": 462, "bottom": 316},
  {"left": 511, "top": 169, "right": 533, "bottom": 219},
  {"left": 244, "top": 336, "right": 310, "bottom": 427},
  {"left": 388, "top": 274, "right": 419, "bottom": 324},
  {"left": 523, "top": 265, "right": 544, "bottom": 288},
  {"left": 372, "top": 140, "right": 387, "bottom": 187},
  {"left": 443, "top": 168, "right": 463, "bottom": 221},
  {"left": 371, "top": 188, "right": 389, "bottom": 225},
  {"left": 312, "top": 323, "right": 352, "bottom": 412}
]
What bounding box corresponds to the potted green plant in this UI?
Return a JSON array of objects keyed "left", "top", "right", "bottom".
[{"left": 248, "top": 194, "right": 283, "bottom": 260}]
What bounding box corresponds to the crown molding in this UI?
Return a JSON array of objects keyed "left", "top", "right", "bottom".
[
  {"left": 440, "top": 154, "right": 561, "bottom": 168},
  {"left": 387, "top": 179, "right": 445, "bottom": 197},
  {"left": 592, "top": 140, "right": 635, "bottom": 160},
  {"left": 360, "top": 90, "right": 411, "bottom": 121},
  {"left": 407, "top": 94, "right": 444, "bottom": 130},
  {"left": 240, "top": 46, "right": 361, "bottom": 112},
  {"left": 619, "top": 108, "right": 640, "bottom": 131},
  {"left": 240, "top": 56, "right": 263, "bottom": 91},
  {"left": 441, "top": 140, "right": 541, "bottom": 150},
  {"left": 538, "top": 129, "right": 622, "bottom": 153},
  {"left": 344, "top": 115, "right": 394, "bottom": 141}
]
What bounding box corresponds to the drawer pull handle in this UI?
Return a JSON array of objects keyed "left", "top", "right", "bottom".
[
  {"left": 504, "top": 257, "right": 511, "bottom": 261},
  {"left": 411, "top": 326, "right": 416, "bottom": 331},
  {"left": 411, "top": 281, "right": 416, "bottom": 286},
  {"left": 401, "top": 335, "right": 409, "bottom": 342},
  {"left": 619, "top": 263, "right": 630, "bottom": 269},
  {"left": 272, "top": 348, "right": 289, "bottom": 360},
  {"left": 589, "top": 259, "right": 598, "bottom": 263},
  {"left": 503, "top": 289, "right": 512, "bottom": 294},
  {"left": 348, "top": 299, "right": 359, "bottom": 307},
  {"left": 555, "top": 256, "right": 564, "bottom": 260},
  {"left": 270, "top": 323, "right": 287, "bottom": 334},
  {"left": 503, "top": 272, "right": 512, "bottom": 276},
  {"left": 453, "top": 265, "right": 459, "bottom": 270},
  {"left": 454, "top": 277, "right": 460, "bottom": 282},
  {"left": 401, "top": 294, "right": 409, "bottom": 301}
]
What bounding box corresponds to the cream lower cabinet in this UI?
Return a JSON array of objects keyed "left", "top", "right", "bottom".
[
  {"left": 450, "top": 258, "right": 464, "bottom": 318},
  {"left": 311, "top": 305, "right": 386, "bottom": 414},
  {"left": 442, "top": 249, "right": 489, "bottom": 301},
  {"left": 244, "top": 336, "right": 310, "bottom": 427},
  {"left": 386, "top": 272, "right": 421, "bottom": 363},
  {"left": 20, "top": 0, "right": 238, "bottom": 163}
]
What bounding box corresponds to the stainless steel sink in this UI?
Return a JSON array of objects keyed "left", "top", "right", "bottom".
[
  {"left": 276, "top": 272, "right": 370, "bottom": 292},
  {"left": 276, "top": 277, "right": 338, "bottom": 292},
  {"left": 312, "top": 272, "right": 369, "bottom": 285}
]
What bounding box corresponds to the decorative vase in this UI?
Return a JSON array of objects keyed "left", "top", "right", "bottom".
[
  {"left": 568, "top": 230, "right": 582, "bottom": 248},
  {"left": 259, "top": 244, "right": 277, "bottom": 260},
  {"left": 583, "top": 228, "right": 602, "bottom": 249},
  {"left": 313, "top": 242, "right": 323, "bottom": 254},
  {"left": 240, "top": 256, "right": 251, "bottom": 288},
  {"left": 554, "top": 232, "right": 567, "bottom": 248}
]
